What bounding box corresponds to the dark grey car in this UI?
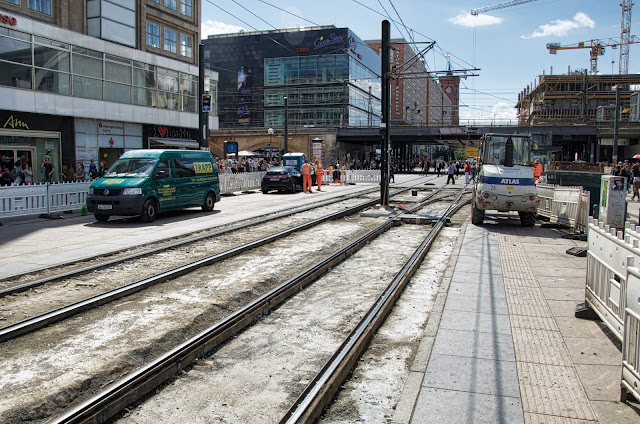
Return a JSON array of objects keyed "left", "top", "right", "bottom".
[{"left": 261, "top": 166, "right": 302, "bottom": 193}]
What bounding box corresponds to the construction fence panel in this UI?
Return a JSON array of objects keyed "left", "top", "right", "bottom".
[
  {"left": 623, "top": 264, "right": 640, "bottom": 403},
  {"left": 219, "top": 172, "right": 265, "bottom": 194},
  {"left": 577, "top": 190, "right": 591, "bottom": 233},
  {"left": 585, "top": 217, "right": 638, "bottom": 342},
  {"left": 536, "top": 184, "right": 554, "bottom": 219},
  {"left": 47, "top": 181, "right": 91, "bottom": 213},
  {"left": 550, "top": 186, "right": 583, "bottom": 229}
]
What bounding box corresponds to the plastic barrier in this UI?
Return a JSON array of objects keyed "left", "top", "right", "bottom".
[
  {"left": 0, "top": 181, "right": 92, "bottom": 218},
  {"left": 219, "top": 172, "right": 265, "bottom": 194},
  {"left": 550, "top": 186, "right": 584, "bottom": 229},
  {"left": 536, "top": 183, "right": 554, "bottom": 219},
  {"left": 623, "top": 263, "right": 640, "bottom": 403}
]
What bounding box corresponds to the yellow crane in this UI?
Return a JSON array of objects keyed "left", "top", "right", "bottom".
[{"left": 546, "top": 36, "right": 640, "bottom": 74}]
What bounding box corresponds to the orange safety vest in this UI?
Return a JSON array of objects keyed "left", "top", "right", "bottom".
[
  {"left": 532, "top": 163, "right": 543, "bottom": 182},
  {"left": 301, "top": 162, "right": 311, "bottom": 175},
  {"left": 315, "top": 163, "right": 323, "bottom": 175}
]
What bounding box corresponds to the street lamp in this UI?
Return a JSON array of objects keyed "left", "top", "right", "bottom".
[{"left": 267, "top": 127, "right": 274, "bottom": 161}]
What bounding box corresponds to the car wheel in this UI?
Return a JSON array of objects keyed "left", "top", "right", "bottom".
[
  {"left": 140, "top": 198, "right": 158, "bottom": 223},
  {"left": 262, "top": 189, "right": 269, "bottom": 194},
  {"left": 201, "top": 191, "right": 215, "bottom": 211},
  {"left": 95, "top": 214, "right": 109, "bottom": 222}
]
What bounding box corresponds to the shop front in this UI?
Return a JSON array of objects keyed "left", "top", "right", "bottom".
[{"left": 0, "top": 111, "right": 73, "bottom": 183}]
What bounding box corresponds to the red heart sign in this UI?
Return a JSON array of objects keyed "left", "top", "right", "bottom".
[{"left": 158, "top": 126, "right": 168, "bottom": 138}]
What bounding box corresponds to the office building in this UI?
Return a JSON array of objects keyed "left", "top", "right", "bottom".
[{"left": 0, "top": 1, "right": 215, "bottom": 182}]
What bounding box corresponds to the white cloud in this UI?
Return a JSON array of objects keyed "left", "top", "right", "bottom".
[
  {"left": 449, "top": 13, "right": 503, "bottom": 27},
  {"left": 202, "top": 19, "right": 246, "bottom": 38},
  {"left": 460, "top": 101, "right": 517, "bottom": 125},
  {"left": 522, "top": 12, "right": 595, "bottom": 39}
]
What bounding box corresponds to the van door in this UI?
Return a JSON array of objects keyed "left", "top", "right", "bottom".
[
  {"left": 151, "top": 159, "right": 178, "bottom": 211},
  {"left": 173, "top": 158, "right": 197, "bottom": 207}
]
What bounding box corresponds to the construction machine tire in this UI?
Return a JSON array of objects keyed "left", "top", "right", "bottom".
[
  {"left": 519, "top": 211, "right": 536, "bottom": 227},
  {"left": 471, "top": 203, "right": 484, "bottom": 225}
]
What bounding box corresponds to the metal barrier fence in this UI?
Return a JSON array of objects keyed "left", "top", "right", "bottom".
[
  {"left": 536, "top": 184, "right": 590, "bottom": 233},
  {"left": 586, "top": 218, "right": 640, "bottom": 403},
  {"left": 0, "top": 181, "right": 91, "bottom": 218},
  {"left": 0, "top": 170, "right": 383, "bottom": 219}
]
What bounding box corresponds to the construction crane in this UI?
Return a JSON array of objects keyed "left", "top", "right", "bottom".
[
  {"left": 619, "top": 0, "right": 632, "bottom": 74},
  {"left": 546, "top": 36, "right": 640, "bottom": 74},
  {"left": 471, "top": 0, "right": 540, "bottom": 16}
]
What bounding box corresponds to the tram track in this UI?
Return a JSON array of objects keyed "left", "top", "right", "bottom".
[
  {"left": 0, "top": 185, "right": 452, "bottom": 343},
  {"left": 1, "top": 176, "right": 436, "bottom": 295},
  {"left": 29, "top": 187, "right": 470, "bottom": 424}
]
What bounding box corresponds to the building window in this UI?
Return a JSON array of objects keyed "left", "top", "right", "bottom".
[
  {"left": 5, "top": 0, "right": 20, "bottom": 4},
  {"left": 146, "top": 22, "right": 160, "bottom": 48},
  {"left": 29, "top": 0, "right": 51, "bottom": 15},
  {"left": 180, "top": 34, "right": 192, "bottom": 58},
  {"left": 164, "top": 0, "right": 176, "bottom": 11},
  {"left": 180, "top": 0, "right": 192, "bottom": 17},
  {"left": 164, "top": 29, "right": 177, "bottom": 53},
  {"left": 150, "top": 0, "right": 159, "bottom": 2}
]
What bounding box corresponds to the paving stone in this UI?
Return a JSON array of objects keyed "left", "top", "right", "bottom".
[{"left": 439, "top": 308, "right": 513, "bottom": 335}]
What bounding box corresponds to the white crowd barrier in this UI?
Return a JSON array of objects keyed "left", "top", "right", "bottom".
[
  {"left": 0, "top": 170, "right": 384, "bottom": 220},
  {"left": 0, "top": 181, "right": 91, "bottom": 218},
  {"left": 536, "top": 184, "right": 590, "bottom": 233},
  {"left": 585, "top": 218, "right": 640, "bottom": 403}
]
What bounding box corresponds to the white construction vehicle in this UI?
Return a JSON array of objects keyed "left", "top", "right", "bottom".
[{"left": 471, "top": 133, "right": 539, "bottom": 227}]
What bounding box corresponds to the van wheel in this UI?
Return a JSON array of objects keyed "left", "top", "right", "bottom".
[
  {"left": 471, "top": 203, "right": 484, "bottom": 225},
  {"left": 140, "top": 198, "right": 158, "bottom": 223},
  {"left": 95, "top": 214, "right": 109, "bottom": 222},
  {"left": 519, "top": 211, "right": 536, "bottom": 227},
  {"left": 262, "top": 189, "right": 269, "bottom": 194},
  {"left": 202, "top": 192, "right": 215, "bottom": 211}
]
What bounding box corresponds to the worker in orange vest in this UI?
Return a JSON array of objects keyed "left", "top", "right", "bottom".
[
  {"left": 315, "top": 159, "right": 323, "bottom": 191},
  {"left": 301, "top": 160, "right": 312, "bottom": 193},
  {"left": 532, "top": 159, "right": 543, "bottom": 183}
]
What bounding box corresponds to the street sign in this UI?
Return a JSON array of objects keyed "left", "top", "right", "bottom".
[{"left": 202, "top": 94, "right": 212, "bottom": 112}]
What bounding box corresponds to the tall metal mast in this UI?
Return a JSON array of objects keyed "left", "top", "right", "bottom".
[{"left": 619, "top": 0, "right": 633, "bottom": 74}]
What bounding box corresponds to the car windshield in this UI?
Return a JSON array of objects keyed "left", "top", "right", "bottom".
[
  {"left": 266, "top": 167, "right": 293, "bottom": 175},
  {"left": 105, "top": 159, "right": 157, "bottom": 178},
  {"left": 482, "top": 135, "right": 531, "bottom": 166}
]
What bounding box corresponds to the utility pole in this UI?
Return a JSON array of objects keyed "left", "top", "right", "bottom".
[
  {"left": 613, "top": 84, "right": 621, "bottom": 163},
  {"left": 198, "top": 43, "right": 207, "bottom": 149},
  {"left": 380, "top": 20, "right": 391, "bottom": 206},
  {"left": 284, "top": 96, "right": 289, "bottom": 154}
]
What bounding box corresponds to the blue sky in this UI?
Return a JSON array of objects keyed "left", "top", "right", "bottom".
[{"left": 201, "top": 0, "right": 638, "bottom": 125}]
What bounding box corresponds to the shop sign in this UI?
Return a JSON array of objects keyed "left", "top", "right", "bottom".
[
  {"left": 296, "top": 47, "right": 310, "bottom": 53},
  {"left": 98, "top": 121, "right": 124, "bottom": 135},
  {"left": 3, "top": 115, "right": 29, "bottom": 130},
  {"left": 151, "top": 126, "right": 193, "bottom": 139},
  {"left": 0, "top": 13, "right": 17, "bottom": 27},
  {"left": 314, "top": 33, "right": 345, "bottom": 51}
]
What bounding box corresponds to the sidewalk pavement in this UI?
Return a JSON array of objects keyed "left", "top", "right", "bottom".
[{"left": 395, "top": 209, "right": 640, "bottom": 424}]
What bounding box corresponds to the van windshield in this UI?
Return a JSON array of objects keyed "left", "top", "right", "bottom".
[{"left": 105, "top": 159, "right": 157, "bottom": 178}]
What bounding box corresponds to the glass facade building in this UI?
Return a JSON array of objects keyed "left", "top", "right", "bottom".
[{"left": 204, "top": 26, "right": 381, "bottom": 128}]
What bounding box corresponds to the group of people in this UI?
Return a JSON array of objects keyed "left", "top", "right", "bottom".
[
  {"left": 301, "top": 158, "right": 324, "bottom": 193},
  {"left": 612, "top": 160, "right": 640, "bottom": 200},
  {"left": 1, "top": 161, "right": 34, "bottom": 186},
  {"left": 57, "top": 160, "right": 106, "bottom": 183}
]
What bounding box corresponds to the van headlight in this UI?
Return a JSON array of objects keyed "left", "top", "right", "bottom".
[{"left": 122, "top": 188, "right": 142, "bottom": 195}]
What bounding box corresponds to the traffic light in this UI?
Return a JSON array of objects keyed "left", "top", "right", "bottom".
[{"left": 202, "top": 93, "right": 212, "bottom": 112}]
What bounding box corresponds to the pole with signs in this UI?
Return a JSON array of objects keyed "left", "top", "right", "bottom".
[
  {"left": 380, "top": 20, "right": 391, "bottom": 206},
  {"left": 198, "top": 43, "right": 207, "bottom": 149},
  {"left": 284, "top": 96, "right": 289, "bottom": 154}
]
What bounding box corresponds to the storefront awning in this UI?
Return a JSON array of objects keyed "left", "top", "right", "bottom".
[{"left": 149, "top": 138, "right": 200, "bottom": 149}]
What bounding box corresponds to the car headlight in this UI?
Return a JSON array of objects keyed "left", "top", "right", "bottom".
[{"left": 122, "top": 188, "right": 142, "bottom": 195}]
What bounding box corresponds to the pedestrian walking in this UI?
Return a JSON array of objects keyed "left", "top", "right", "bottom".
[
  {"left": 446, "top": 161, "right": 456, "bottom": 184},
  {"left": 301, "top": 160, "right": 313, "bottom": 193},
  {"left": 464, "top": 161, "right": 471, "bottom": 184}
]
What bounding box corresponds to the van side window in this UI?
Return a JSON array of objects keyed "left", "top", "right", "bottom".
[
  {"left": 154, "top": 160, "right": 173, "bottom": 179},
  {"left": 174, "top": 159, "right": 196, "bottom": 178}
]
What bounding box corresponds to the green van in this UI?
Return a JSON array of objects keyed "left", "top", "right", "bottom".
[{"left": 87, "top": 149, "right": 220, "bottom": 223}]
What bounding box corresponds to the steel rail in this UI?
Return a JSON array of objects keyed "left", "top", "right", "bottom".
[
  {"left": 47, "top": 187, "right": 450, "bottom": 424},
  {"left": 0, "top": 185, "right": 442, "bottom": 343},
  {"left": 279, "top": 188, "right": 470, "bottom": 424},
  {"left": 1, "top": 175, "right": 435, "bottom": 296}
]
